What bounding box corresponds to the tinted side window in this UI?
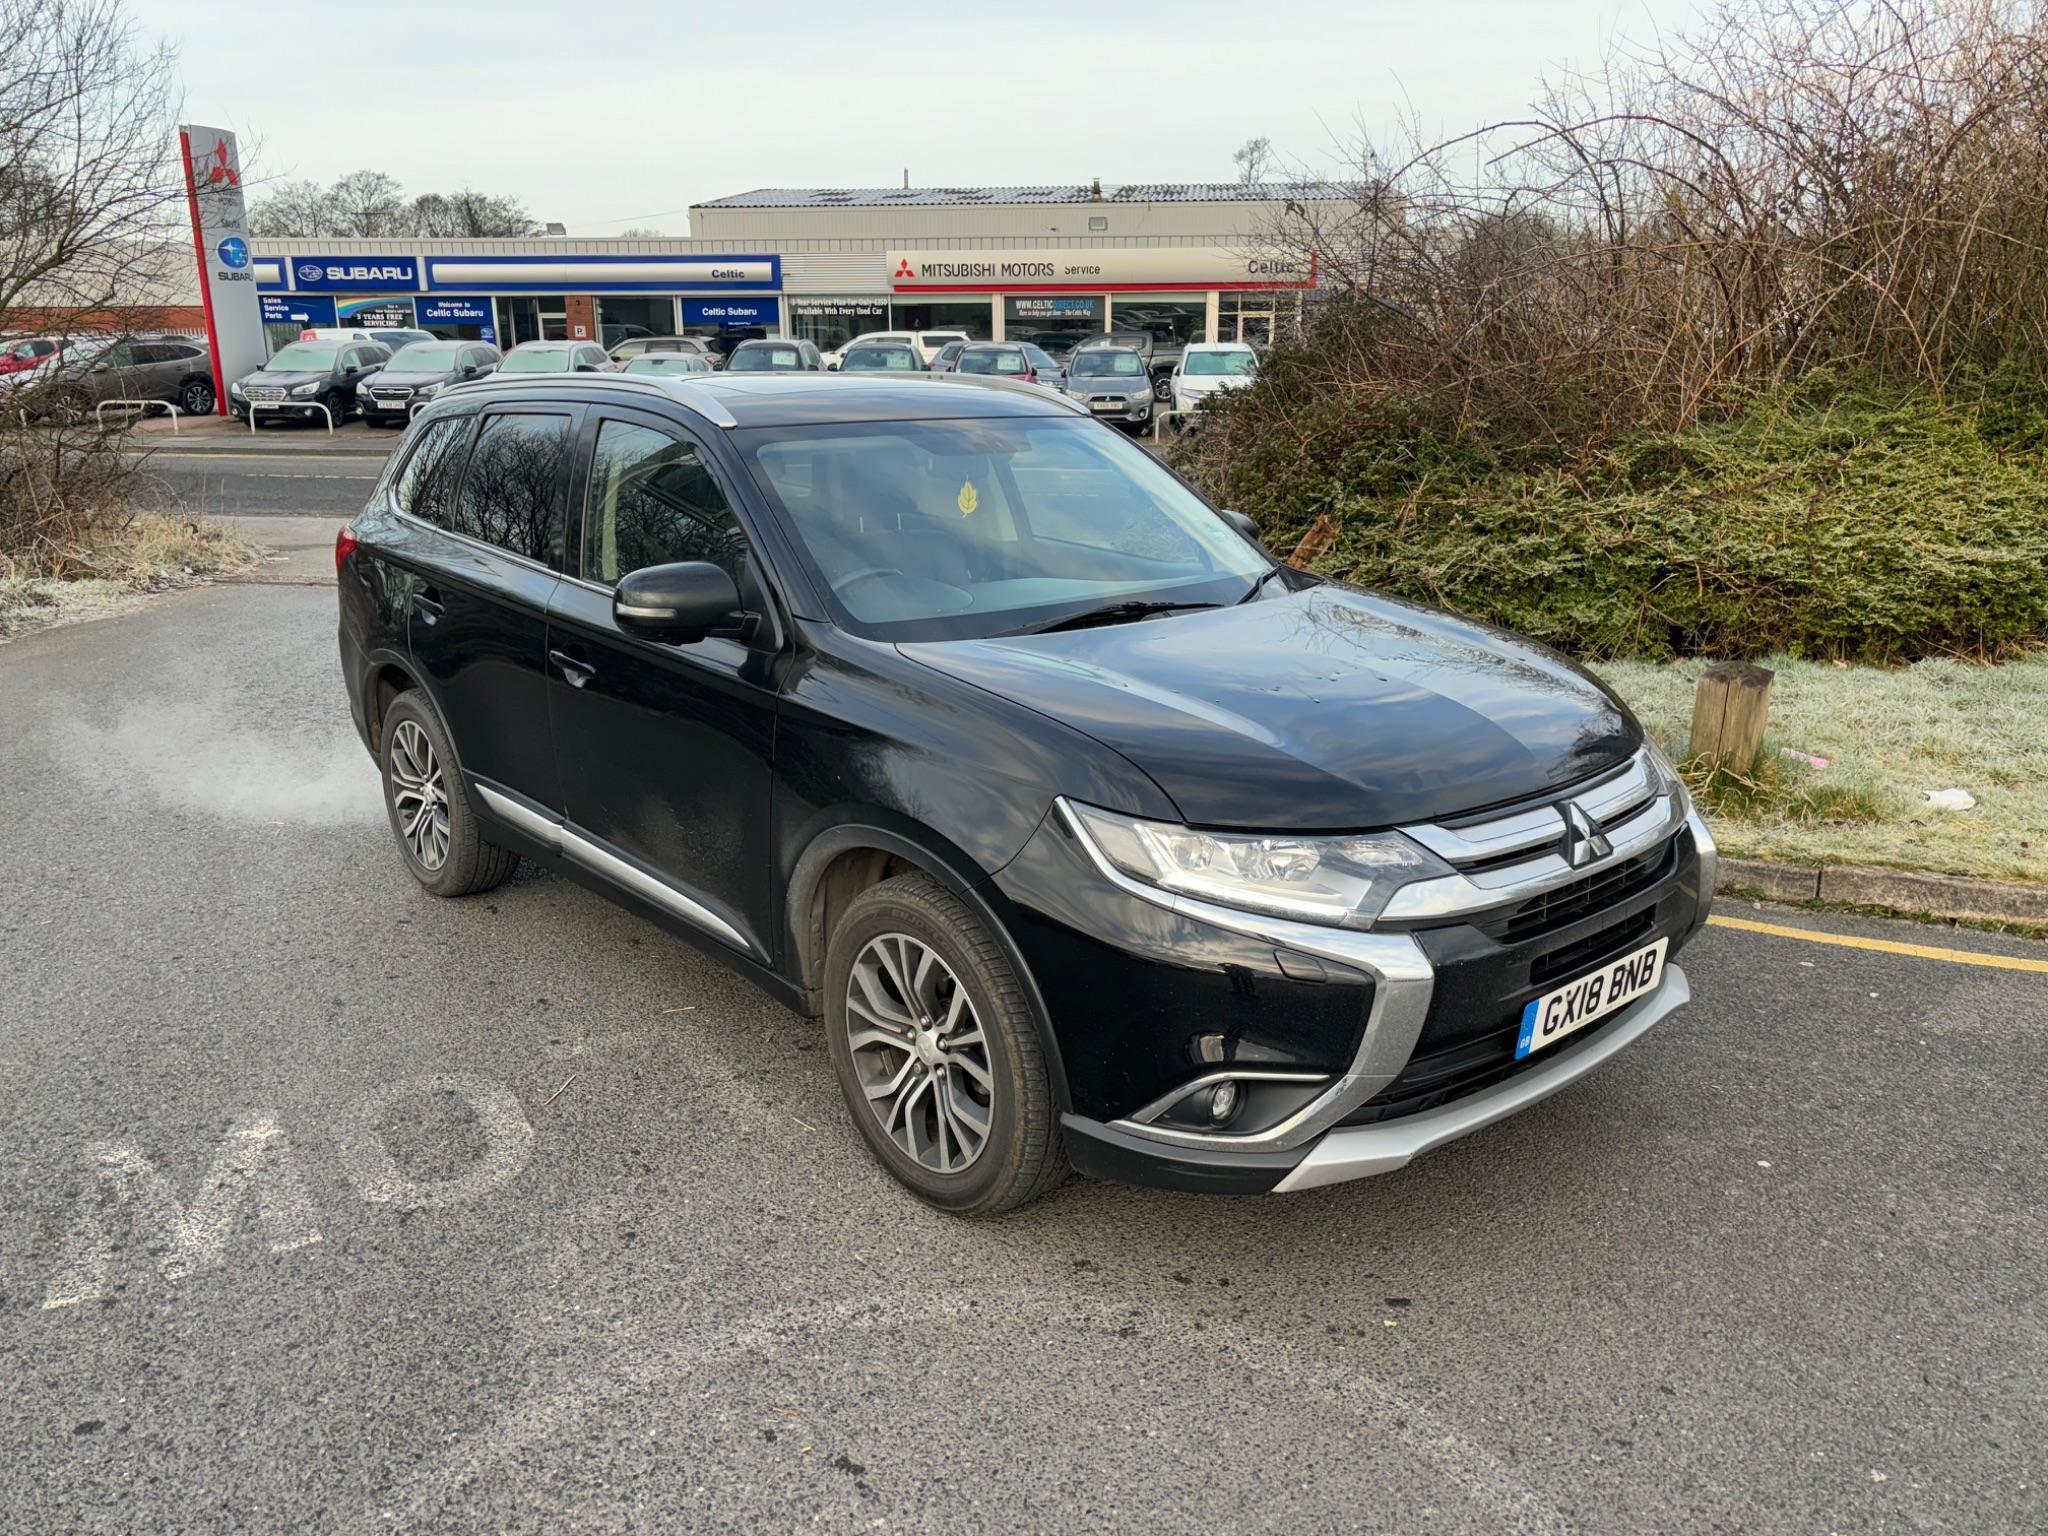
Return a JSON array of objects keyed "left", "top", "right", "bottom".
[
  {"left": 451, "top": 412, "right": 569, "bottom": 561},
  {"left": 582, "top": 419, "right": 746, "bottom": 586},
  {"left": 392, "top": 416, "right": 473, "bottom": 526}
]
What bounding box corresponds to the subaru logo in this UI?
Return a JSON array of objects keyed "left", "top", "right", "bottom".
[
  {"left": 297, "top": 262, "right": 325, "bottom": 284},
  {"left": 1560, "top": 802, "right": 1613, "bottom": 869},
  {"left": 215, "top": 236, "right": 249, "bottom": 270}
]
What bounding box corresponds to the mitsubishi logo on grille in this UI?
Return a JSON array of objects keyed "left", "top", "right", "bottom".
[{"left": 1560, "top": 801, "right": 1612, "bottom": 869}]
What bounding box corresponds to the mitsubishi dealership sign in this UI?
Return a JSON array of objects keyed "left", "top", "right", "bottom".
[
  {"left": 178, "top": 124, "right": 264, "bottom": 413},
  {"left": 886, "top": 246, "right": 1314, "bottom": 291}
]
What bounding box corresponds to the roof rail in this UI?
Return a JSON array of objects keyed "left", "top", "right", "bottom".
[{"left": 444, "top": 370, "right": 739, "bottom": 428}]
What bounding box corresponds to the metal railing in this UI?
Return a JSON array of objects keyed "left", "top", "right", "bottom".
[
  {"left": 94, "top": 398, "right": 182, "bottom": 433},
  {"left": 248, "top": 399, "right": 333, "bottom": 434}
]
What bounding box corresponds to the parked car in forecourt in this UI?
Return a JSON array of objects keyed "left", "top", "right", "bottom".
[
  {"left": 9, "top": 335, "right": 217, "bottom": 418},
  {"left": 336, "top": 371, "right": 1715, "bottom": 1214},
  {"left": 927, "top": 339, "right": 968, "bottom": 374},
  {"left": 1170, "top": 341, "right": 1259, "bottom": 422},
  {"left": 954, "top": 341, "right": 1064, "bottom": 391},
  {"left": 1, "top": 337, "right": 66, "bottom": 376},
  {"left": 838, "top": 342, "right": 925, "bottom": 374},
  {"left": 611, "top": 335, "right": 720, "bottom": 368},
  {"left": 360, "top": 341, "right": 503, "bottom": 426},
  {"left": 1070, "top": 330, "right": 1167, "bottom": 400},
  {"left": 621, "top": 353, "right": 713, "bottom": 378},
  {"left": 498, "top": 339, "right": 616, "bottom": 374},
  {"left": 823, "top": 330, "right": 968, "bottom": 369},
  {"left": 724, "top": 338, "right": 825, "bottom": 371},
  {"left": 1062, "top": 345, "right": 1154, "bottom": 432},
  {"left": 231, "top": 338, "right": 387, "bottom": 424}
]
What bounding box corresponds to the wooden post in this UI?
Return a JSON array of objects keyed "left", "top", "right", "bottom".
[{"left": 1687, "top": 661, "right": 1774, "bottom": 774}]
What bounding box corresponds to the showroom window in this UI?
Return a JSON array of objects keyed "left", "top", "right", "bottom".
[
  {"left": 1002, "top": 295, "right": 1102, "bottom": 352},
  {"left": 596, "top": 296, "right": 677, "bottom": 351},
  {"left": 890, "top": 299, "right": 993, "bottom": 339},
  {"left": 791, "top": 298, "right": 889, "bottom": 353},
  {"left": 1109, "top": 296, "right": 1207, "bottom": 349}
]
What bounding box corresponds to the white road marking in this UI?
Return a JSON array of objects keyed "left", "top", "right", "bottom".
[
  {"left": 41, "top": 1114, "right": 323, "bottom": 1309},
  {"left": 334, "top": 1074, "right": 536, "bottom": 1210}
]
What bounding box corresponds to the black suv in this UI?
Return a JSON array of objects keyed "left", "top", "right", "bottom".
[{"left": 336, "top": 373, "right": 1715, "bottom": 1214}]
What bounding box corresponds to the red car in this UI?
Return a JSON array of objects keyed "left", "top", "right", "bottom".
[{"left": 0, "top": 337, "right": 65, "bottom": 376}]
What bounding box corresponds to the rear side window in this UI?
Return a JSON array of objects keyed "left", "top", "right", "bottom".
[
  {"left": 450, "top": 412, "right": 570, "bottom": 561},
  {"left": 392, "top": 416, "right": 473, "bottom": 527}
]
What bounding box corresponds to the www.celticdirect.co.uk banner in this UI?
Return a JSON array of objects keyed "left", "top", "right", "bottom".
[{"left": 178, "top": 124, "right": 264, "bottom": 413}]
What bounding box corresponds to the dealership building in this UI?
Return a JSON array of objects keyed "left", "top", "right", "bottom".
[{"left": 222, "top": 182, "right": 1330, "bottom": 357}]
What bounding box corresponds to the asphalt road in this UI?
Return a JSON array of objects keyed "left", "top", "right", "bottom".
[
  {"left": 1, "top": 533, "right": 2045, "bottom": 1533},
  {"left": 129, "top": 429, "right": 395, "bottom": 518}
]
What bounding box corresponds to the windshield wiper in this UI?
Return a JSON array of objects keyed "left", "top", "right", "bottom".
[
  {"left": 1019, "top": 599, "right": 1221, "bottom": 635},
  {"left": 1236, "top": 565, "right": 1286, "bottom": 604}
]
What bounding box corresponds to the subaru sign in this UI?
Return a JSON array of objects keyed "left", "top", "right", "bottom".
[
  {"left": 292, "top": 255, "right": 421, "bottom": 293},
  {"left": 682, "top": 298, "right": 776, "bottom": 328},
  {"left": 215, "top": 236, "right": 250, "bottom": 270}
]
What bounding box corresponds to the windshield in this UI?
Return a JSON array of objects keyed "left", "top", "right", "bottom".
[
  {"left": 1070, "top": 351, "right": 1144, "bottom": 378},
  {"left": 844, "top": 348, "right": 918, "bottom": 370},
  {"left": 728, "top": 345, "right": 802, "bottom": 371},
  {"left": 740, "top": 417, "right": 1268, "bottom": 641},
  {"left": 1186, "top": 350, "right": 1257, "bottom": 376},
  {"left": 957, "top": 349, "right": 1024, "bottom": 376},
  {"left": 386, "top": 343, "right": 463, "bottom": 371},
  {"left": 265, "top": 343, "right": 340, "bottom": 371},
  {"left": 499, "top": 348, "right": 572, "bottom": 373}
]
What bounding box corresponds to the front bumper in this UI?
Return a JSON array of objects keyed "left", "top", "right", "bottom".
[{"left": 995, "top": 781, "right": 1712, "bottom": 1195}]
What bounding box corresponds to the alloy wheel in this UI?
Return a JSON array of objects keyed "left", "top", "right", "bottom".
[
  {"left": 845, "top": 933, "right": 994, "bottom": 1174},
  {"left": 388, "top": 719, "right": 450, "bottom": 871},
  {"left": 182, "top": 380, "right": 214, "bottom": 416}
]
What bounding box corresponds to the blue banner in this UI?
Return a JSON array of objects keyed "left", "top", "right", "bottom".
[
  {"left": 683, "top": 298, "right": 776, "bottom": 328},
  {"left": 291, "top": 254, "right": 420, "bottom": 292},
  {"left": 260, "top": 293, "right": 337, "bottom": 327}
]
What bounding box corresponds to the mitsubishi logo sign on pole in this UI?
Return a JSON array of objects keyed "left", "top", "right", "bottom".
[{"left": 178, "top": 124, "right": 263, "bottom": 415}]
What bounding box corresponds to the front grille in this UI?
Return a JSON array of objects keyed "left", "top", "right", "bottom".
[
  {"left": 243, "top": 385, "right": 286, "bottom": 402},
  {"left": 1341, "top": 827, "right": 1698, "bottom": 1128},
  {"left": 1489, "top": 837, "right": 1676, "bottom": 943},
  {"left": 370, "top": 387, "right": 411, "bottom": 403}
]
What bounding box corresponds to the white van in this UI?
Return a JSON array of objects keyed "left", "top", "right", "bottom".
[{"left": 824, "top": 329, "right": 969, "bottom": 369}]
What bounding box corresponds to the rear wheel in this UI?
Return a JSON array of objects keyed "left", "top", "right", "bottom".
[
  {"left": 179, "top": 378, "right": 215, "bottom": 417},
  {"left": 825, "top": 874, "right": 1065, "bottom": 1215},
  {"left": 378, "top": 693, "right": 518, "bottom": 897}
]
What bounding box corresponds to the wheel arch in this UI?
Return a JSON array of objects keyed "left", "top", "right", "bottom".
[
  {"left": 788, "top": 818, "right": 1070, "bottom": 1112},
  {"left": 365, "top": 653, "right": 425, "bottom": 747}
]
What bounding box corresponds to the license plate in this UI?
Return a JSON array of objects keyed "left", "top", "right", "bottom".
[
  {"left": 1089, "top": 399, "right": 1123, "bottom": 412},
  {"left": 1515, "top": 937, "right": 1669, "bottom": 1060}
]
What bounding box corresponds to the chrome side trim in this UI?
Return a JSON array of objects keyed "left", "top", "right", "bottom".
[
  {"left": 472, "top": 783, "right": 752, "bottom": 954},
  {"left": 1404, "top": 801, "right": 1565, "bottom": 864},
  {"left": 1273, "top": 963, "right": 1692, "bottom": 1193},
  {"left": 613, "top": 603, "right": 675, "bottom": 620},
  {"left": 1122, "top": 1070, "right": 1332, "bottom": 1126},
  {"left": 1057, "top": 799, "right": 1436, "bottom": 1154}
]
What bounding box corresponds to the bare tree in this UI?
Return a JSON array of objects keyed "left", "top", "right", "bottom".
[
  {"left": 247, "top": 178, "right": 329, "bottom": 238},
  {"left": 326, "top": 169, "right": 406, "bottom": 237},
  {"left": 2, "top": 0, "right": 185, "bottom": 573},
  {"left": 1232, "top": 136, "right": 1274, "bottom": 185}
]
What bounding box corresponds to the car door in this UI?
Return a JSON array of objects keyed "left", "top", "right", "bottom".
[
  {"left": 545, "top": 406, "right": 779, "bottom": 960},
  {"left": 395, "top": 405, "right": 575, "bottom": 819}
]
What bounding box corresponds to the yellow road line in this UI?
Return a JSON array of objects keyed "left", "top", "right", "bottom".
[{"left": 1706, "top": 914, "right": 2048, "bottom": 974}]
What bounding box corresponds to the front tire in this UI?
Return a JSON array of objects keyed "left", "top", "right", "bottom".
[
  {"left": 379, "top": 693, "right": 518, "bottom": 897},
  {"left": 825, "top": 874, "right": 1065, "bottom": 1215}
]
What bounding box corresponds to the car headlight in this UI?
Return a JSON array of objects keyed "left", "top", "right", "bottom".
[
  {"left": 228, "top": 380, "right": 245, "bottom": 396},
  {"left": 1065, "top": 801, "right": 1455, "bottom": 928},
  {"left": 413, "top": 382, "right": 441, "bottom": 398},
  {"left": 1642, "top": 738, "right": 1693, "bottom": 811},
  {"left": 1127, "top": 392, "right": 1149, "bottom": 406},
  {"left": 290, "top": 381, "right": 319, "bottom": 397}
]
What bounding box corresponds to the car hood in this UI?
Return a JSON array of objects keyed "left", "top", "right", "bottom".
[
  {"left": 1067, "top": 373, "right": 1149, "bottom": 392},
  {"left": 238, "top": 369, "right": 329, "bottom": 386},
  {"left": 1179, "top": 371, "right": 1254, "bottom": 391},
  {"left": 898, "top": 583, "right": 1640, "bottom": 830},
  {"left": 374, "top": 369, "right": 458, "bottom": 385}
]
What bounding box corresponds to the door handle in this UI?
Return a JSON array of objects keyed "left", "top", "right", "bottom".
[
  {"left": 415, "top": 586, "right": 444, "bottom": 624},
  {"left": 549, "top": 648, "right": 596, "bottom": 687}
]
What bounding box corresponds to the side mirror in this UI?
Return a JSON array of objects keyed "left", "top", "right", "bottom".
[
  {"left": 614, "top": 561, "right": 746, "bottom": 645},
  {"left": 1219, "top": 509, "right": 1260, "bottom": 542},
  {"left": 459, "top": 364, "right": 478, "bottom": 379},
  {"left": 575, "top": 362, "right": 597, "bottom": 373}
]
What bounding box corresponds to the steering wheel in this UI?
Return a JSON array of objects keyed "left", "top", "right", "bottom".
[{"left": 831, "top": 566, "right": 905, "bottom": 596}]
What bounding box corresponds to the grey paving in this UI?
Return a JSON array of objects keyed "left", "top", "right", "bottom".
[{"left": 0, "top": 582, "right": 2043, "bottom": 1534}]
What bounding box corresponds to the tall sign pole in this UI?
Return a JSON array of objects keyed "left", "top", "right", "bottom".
[{"left": 176, "top": 125, "right": 264, "bottom": 414}]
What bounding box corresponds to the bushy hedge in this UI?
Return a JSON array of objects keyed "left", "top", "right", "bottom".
[{"left": 1177, "top": 371, "right": 2048, "bottom": 662}]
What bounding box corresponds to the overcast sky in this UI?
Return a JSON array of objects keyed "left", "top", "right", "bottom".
[{"left": 140, "top": 0, "right": 1696, "bottom": 234}]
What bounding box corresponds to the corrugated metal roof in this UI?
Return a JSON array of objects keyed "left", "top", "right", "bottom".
[{"left": 698, "top": 182, "right": 1353, "bottom": 209}]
